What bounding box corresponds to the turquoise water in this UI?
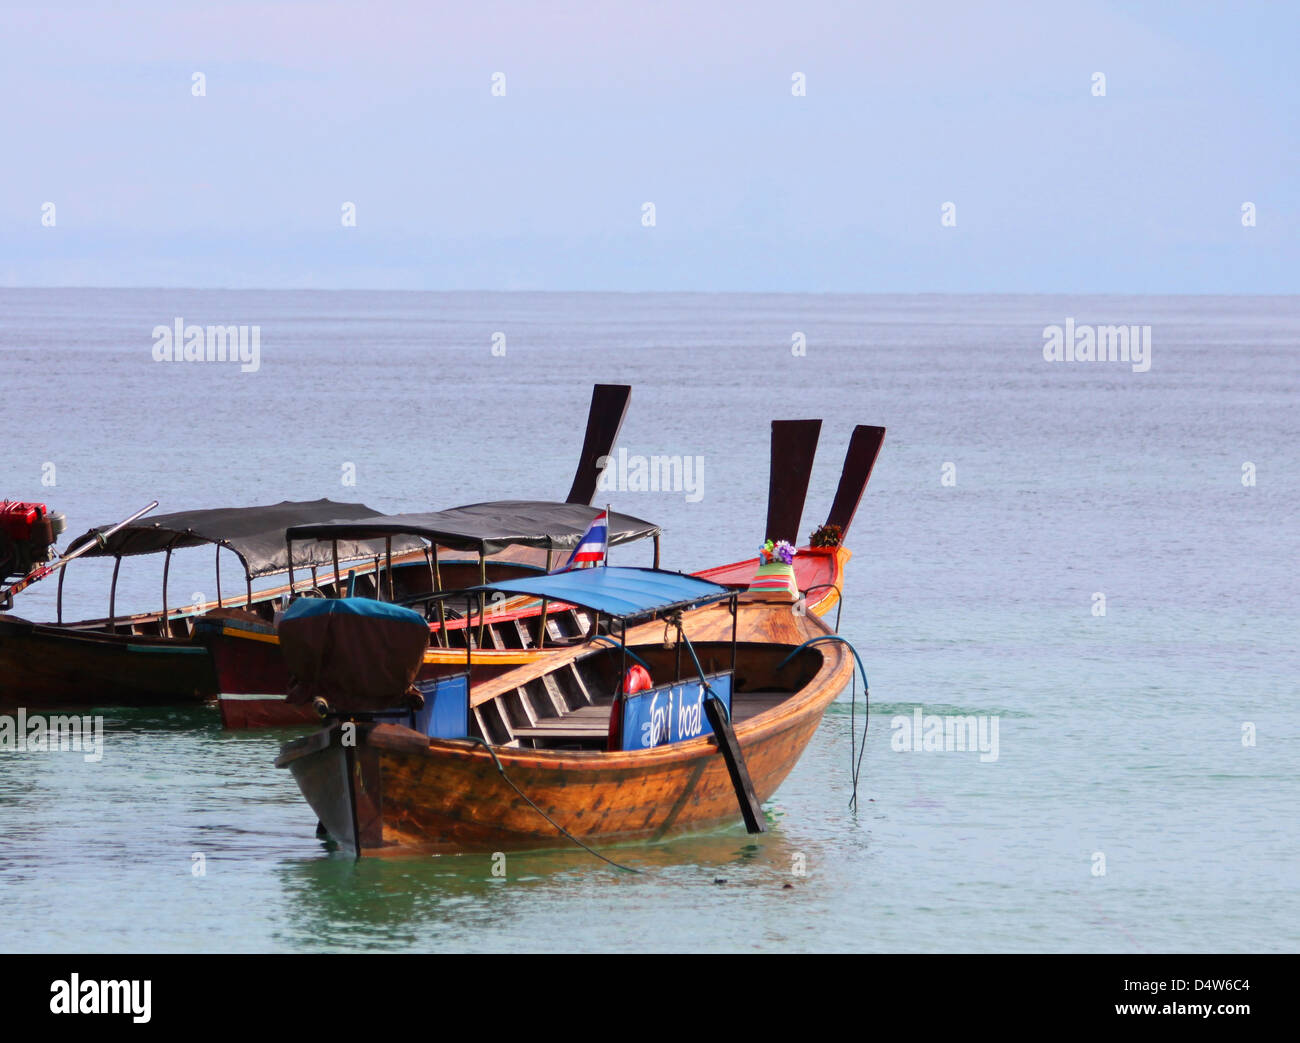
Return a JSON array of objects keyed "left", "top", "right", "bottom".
[{"left": 1, "top": 291, "right": 1297, "bottom": 952}]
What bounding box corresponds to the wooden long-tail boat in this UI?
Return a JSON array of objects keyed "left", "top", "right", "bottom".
[
  {"left": 275, "top": 424, "right": 884, "bottom": 855},
  {"left": 0, "top": 499, "right": 426, "bottom": 708},
  {"left": 0, "top": 385, "right": 633, "bottom": 710},
  {"left": 213, "top": 422, "right": 885, "bottom": 729},
  {"left": 275, "top": 566, "right": 859, "bottom": 855}
]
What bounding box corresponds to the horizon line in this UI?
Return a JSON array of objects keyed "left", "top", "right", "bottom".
[{"left": 1, "top": 286, "right": 1296, "bottom": 297}]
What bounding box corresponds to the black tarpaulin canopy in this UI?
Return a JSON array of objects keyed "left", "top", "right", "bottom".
[
  {"left": 64, "top": 499, "right": 424, "bottom": 578},
  {"left": 285, "top": 500, "right": 661, "bottom": 556}
]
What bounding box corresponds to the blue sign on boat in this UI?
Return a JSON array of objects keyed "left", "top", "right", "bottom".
[
  {"left": 369, "top": 672, "right": 469, "bottom": 739},
  {"left": 412, "top": 672, "right": 470, "bottom": 739},
  {"left": 618, "top": 672, "right": 733, "bottom": 751}
]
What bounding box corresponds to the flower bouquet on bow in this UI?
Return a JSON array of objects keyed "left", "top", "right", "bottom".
[
  {"left": 747, "top": 538, "right": 799, "bottom": 602},
  {"left": 808, "top": 523, "right": 842, "bottom": 549}
]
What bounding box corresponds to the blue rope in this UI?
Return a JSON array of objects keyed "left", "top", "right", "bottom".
[{"left": 776, "top": 635, "right": 871, "bottom": 812}]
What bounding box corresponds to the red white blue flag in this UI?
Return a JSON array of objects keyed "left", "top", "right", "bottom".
[{"left": 562, "top": 510, "right": 608, "bottom": 570}]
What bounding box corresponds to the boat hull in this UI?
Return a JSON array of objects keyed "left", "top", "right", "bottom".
[{"left": 0, "top": 614, "right": 216, "bottom": 708}]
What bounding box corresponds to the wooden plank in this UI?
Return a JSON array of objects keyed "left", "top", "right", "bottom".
[
  {"left": 825, "top": 424, "right": 886, "bottom": 538},
  {"left": 471, "top": 704, "right": 493, "bottom": 743},
  {"left": 503, "top": 686, "right": 539, "bottom": 728},
  {"left": 530, "top": 704, "right": 608, "bottom": 723},
  {"left": 565, "top": 384, "right": 631, "bottom": 506},
  {"left": 766, "top": 419, "right": 822, "bottom": 545},
  {"left": 512, "top": 727, "right": 606, "bottom": 741},
  {"left": 484, "top": 698, "right": 515, "bottom": 743},
  {"left": 521, "top": 718, "right": 607, "bottom": 730},
  {"left": 565, "top": 663, "right": 593, "bottom": 706},
  {"left": 509, "top": 702, "right": 608, "bottom": 739},
  {"left": 526, "top": 678, "right": 565, "bottom": 718},
  {"left": 513, "top": 722, "right": 607, "bottom": 735},
  {"left": 540, "top": 672, "right": 570, "bottom": 714}
]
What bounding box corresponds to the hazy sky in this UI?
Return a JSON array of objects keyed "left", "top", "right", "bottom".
[{"left": 1, "top": 1, "right": 1295, "bottom": 291}]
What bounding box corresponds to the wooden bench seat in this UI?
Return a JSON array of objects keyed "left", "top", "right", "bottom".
[
  {"left": 512, "top": 703, "right": 611, "bottom": 741},
  {"left": 729, "top": 691, "right": 789, "bottom": 722}
]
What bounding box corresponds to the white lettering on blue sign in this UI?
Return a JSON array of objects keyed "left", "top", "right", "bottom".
[
  {"left": 640, "top": 685, "right": 703, "bottom": 747},
  {"left": 677, "top": 688, "right": 703, "bottom": 738},
  {"left": 621, "top": 675, "right": 732, "bottom": 751}
]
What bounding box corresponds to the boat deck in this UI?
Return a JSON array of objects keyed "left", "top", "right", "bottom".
[{"left": 510, "top": 690, "right": 790, "bottom": 748}]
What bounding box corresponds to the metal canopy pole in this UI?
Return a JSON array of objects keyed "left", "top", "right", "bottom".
[
  {"left": 332, "top": 540, "right": 341, "bottom": 598},
  {"left": 108, "top": 556, "right": 121, "bottom": 630},
  {"left": 476, "top": 548, "right": 486, "bottom": 648},
  {"left": 162, "top": 545, "right": 172, "bottom": 634},
  {"left": 730, "top": 593, "right": 738, "bottom": 676},
  {"left": 215, "top": 545, "right": 223, "bottom": 608},
  {"left": 538, "top": 539, "right": 553, "bottom": 645},
  {"left": 465, "top": 593, "right": 473, "bottom": 675},
  {"left": 432, "top": 545, "right": 446, "bottom": 647},
  {"left": 619, "top": 618, "right": 628, "bottom": 702}
]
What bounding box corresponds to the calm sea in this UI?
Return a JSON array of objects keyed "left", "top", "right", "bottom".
[{"left": 1, "top": 290, "right": 1296, "bottom": 952}]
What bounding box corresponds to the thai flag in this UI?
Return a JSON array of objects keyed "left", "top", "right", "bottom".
[{"left": 562, "top": 510, "right": 608, "bottom": 570}]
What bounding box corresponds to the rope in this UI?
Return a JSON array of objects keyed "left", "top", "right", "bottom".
[
  {"left": 776, "top": 635, "right": 871, "bottom": 812},
  {"left": 461, "top": 736, "right": 641, "bottom": 874}
]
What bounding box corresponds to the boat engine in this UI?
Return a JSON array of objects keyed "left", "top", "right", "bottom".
[{"left": 0, "top": 501, "right": 66, "bottom": 581}]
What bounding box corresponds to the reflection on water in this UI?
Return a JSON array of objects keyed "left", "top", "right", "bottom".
[{"left": 272, "top": 827, "right": 825, "bottom": 952}]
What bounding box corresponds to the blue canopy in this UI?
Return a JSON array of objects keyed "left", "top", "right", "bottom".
[{"left": 467, "top": 566, "right": 732, "bottom": 621}]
